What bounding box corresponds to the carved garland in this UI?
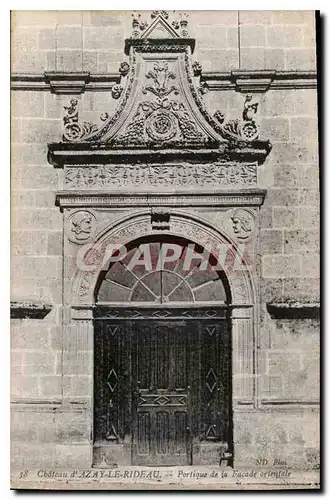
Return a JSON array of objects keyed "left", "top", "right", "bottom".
[{"left": 113, "top": 98, "right": 206, "bottom": 146}]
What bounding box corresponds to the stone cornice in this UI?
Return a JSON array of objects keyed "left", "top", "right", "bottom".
[
  {"left": 125, "top": 37, "right": 196, "bottom": 55},
  {"left": 11, "top": 401, "right": 90, "bottom": 412},
  {"left": 48, "top": 142, "right": 272, "bottom": 167},
  {"left": 11, "top": 69, "right": 317, "bottom": 93},
  {"left": 266, "top": 301, "right": 320, "bottom": 319},
  {"left": 10, "top": 301, "right": 52, "bottom": 319},
  {"left": 44, "top": 72, "right": 90, "bottom": 94},
  {"left": 55, "top": 188, "right": 267, "bottom": 209},
  {"left": 260, "top": 399, "right": 320, "bottom": 407},
  {"left": 201, "top": 70, "right": 317, "bottom": 92},
  {"left": 11, "top": 71, "right": 119, "bottom": 93}
]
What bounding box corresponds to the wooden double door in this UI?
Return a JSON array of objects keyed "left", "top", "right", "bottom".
[{"left": 94, "top": 308, "right": 232, "bottom": 466}]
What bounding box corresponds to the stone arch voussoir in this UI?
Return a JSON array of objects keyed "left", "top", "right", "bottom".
[{"left": 72, "top": 210, "right": 256, "bottom": 308}]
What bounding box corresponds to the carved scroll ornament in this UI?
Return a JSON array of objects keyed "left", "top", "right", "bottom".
[{"left": 60, "top": 10, "right": 270, "bottom": 154}]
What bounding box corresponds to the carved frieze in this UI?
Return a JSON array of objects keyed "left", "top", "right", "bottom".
[{"left": 64, "top": 163, "right": 258, "bottom": 189}]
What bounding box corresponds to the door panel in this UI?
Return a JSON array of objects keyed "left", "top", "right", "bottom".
[
  {"left": 94, "top": 320, "right": 131, "bottom": 446},
  {"left": 132, "top": 320, "right": 190, "bottom": 465},
  {"left": 137, "top": 412, "right": 150, "bottom": 455},
  {"left": 200, "top": 321, "right": 231, "bottom": 444},
  {"left": 93, "top": 308, "right": 232, "bottom": 467}
]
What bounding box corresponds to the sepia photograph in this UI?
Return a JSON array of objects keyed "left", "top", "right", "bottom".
[{"left": 10, "top": 8, "right": 320, "bottom": 490}]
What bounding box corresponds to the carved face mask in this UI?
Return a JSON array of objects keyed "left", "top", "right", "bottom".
[
  {"left": 231, "top": 210, "right": 253, "bottom": 237},
  {"left": 72, "top": 215, "right": 92, "bottom": 239}
]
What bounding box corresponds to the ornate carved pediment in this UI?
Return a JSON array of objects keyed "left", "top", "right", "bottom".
[
  {"left": 48, "top": 11, "right": 271, "bottom": 166},
  {"left": 135, "top": 11, "right": 181, "bottom": 39}
]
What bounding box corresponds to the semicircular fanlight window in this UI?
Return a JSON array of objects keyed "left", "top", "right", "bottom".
[{"left": 96, "top": 241, "right": 228, "bottom": 304}]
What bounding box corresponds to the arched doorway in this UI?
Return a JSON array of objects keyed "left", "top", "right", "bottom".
[{"left": 93, "top": 236, "right": 233, "bottom": 466}]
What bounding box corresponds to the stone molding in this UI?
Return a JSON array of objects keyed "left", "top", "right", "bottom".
[
  {"left": 10, "top": 401, "right": 63, "bottom": 409},
  {"left": 10, "top": 301, "right": 52, "bottom": 319},
  {"left": 55, "top": 189, "right": 266, "bottom": 209},
  {"left": 44, "top": 72, "right": 91, "bottom": 94},
  {"left": 124, "top": 37, "right": 196, "bottom": 54},
  {"left": 48, "top": 143, "right": 271, "bottom": 167},
  {"left": 266, "top": 301, "right": 320, "bottom": 319},
  {"left": 11, "top": 72, "right": 119, "bottom": 93},
  {"left": 201, "top": 70, "right": 317, "bottom": 91},
  {"left": 11, "top": 69, "right": 317, "bottom": 92},
  {"left": 69, "top": 210, "right": 258, "bottom": 307},
  {"left": 260, "top": 399, "right": 320, "bottom": 407}
]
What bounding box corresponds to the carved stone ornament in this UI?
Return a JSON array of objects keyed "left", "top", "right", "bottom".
[
  {"left": 54, "top": 10, "right": 271, "bottom": 155},
  {"left": 111, "top": 84, "right": 123, "bottom": 100},
  {"left": 229, "top": 209, "right": 255, "bottom": 241},
  {"left": 119, "top": 62, "right": 130, "bottom": 77},
  {"left": 63, "top": 99, "right": 98, "bottom": 142},
  {"left": 151, "top": 208, "right": 171, "bottom": 230},
  {"left": 66, "top": 210, "right": 97, "bottom": 244},
  {"left": 214, "top": 94, "right": 260, "bottom": 142},
  {"left": 192, "top": 61, "right": 202, "bottom": 76},
  {"left": 72, "top": 214, "right": 255, "bottom": 306},
  {"left": 64, "top": 163, "right": 258, "bottom": 189}
]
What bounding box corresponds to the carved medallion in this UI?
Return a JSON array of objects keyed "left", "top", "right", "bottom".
[
  {"left": 146, "top": 109, "right": 177, "bottom": 141},
  {"left": 230, "top": 209, "right": 255, "bottom": 241},
  {"left": 67, "top": 210, "right": 97, "bottom": 244}
]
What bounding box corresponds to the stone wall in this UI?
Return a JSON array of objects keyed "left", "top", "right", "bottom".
[
  {"left": 11, "top": 10, "right": 319, "bottom": 470},
  {"left": 11, "top": 10, "right": 316, "bottom": 73}
]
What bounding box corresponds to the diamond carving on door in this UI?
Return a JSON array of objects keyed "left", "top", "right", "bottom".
[
  {"left": 132, "top": 320, "right": 190, "bottom": 465},
  {"left": 93, "top": 308, "right": 232, "bottom": 467}
]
